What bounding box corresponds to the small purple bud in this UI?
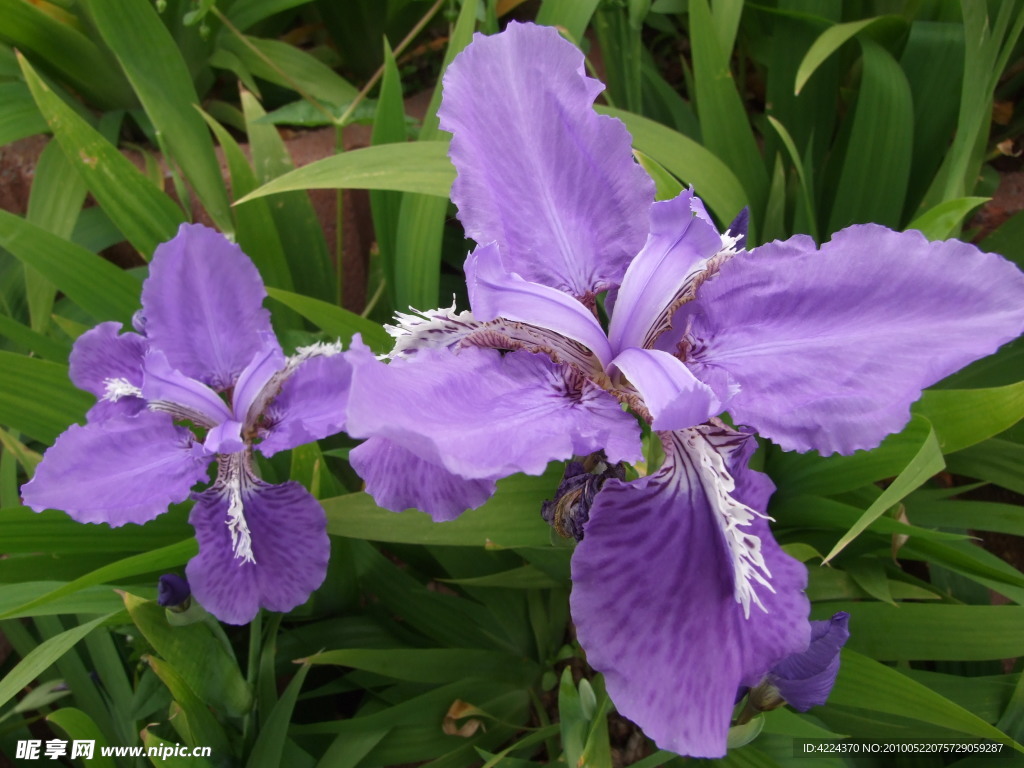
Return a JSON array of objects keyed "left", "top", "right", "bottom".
[
  {"left": 541, "top": 455, "right": 626, "bottom": 541},
  {"left": 751, "top": 612, "right": 850, "bottom": 713},
  {"left": 157, "top": 573, "right": 191, "bottom": 610}
]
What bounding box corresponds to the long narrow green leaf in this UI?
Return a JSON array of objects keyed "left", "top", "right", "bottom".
[
  {"left": 794, "top": 16, "right": 904, "bottom": 95},
  {"left": 0, "top": 352, "right": 90, "bottom": 443},
  {"left": 47, "top": 708, "right": 117, "bottom": 768},
  {"left": 0, "top": 210, "right": 140, "bottom": 325},
  {"left": 907, "top": 197, "right": 988, "bottom": 240},
  {"left": 237, "top": 142, "right": 454, "bottom": 203},
  {"left": 19, "top": 55, "right": 184, "bottom": 256},
  {"left": 265, "top": 287, "right": 389, "bottom": 351},
  {"left": 823, "top": 422, "right": 944, "bottom": 563},
  {"left": 305, "top": 648, "right": 539, "bottom": 686},
  {"left": 90, "top": 0, "right": 231, "bottom": 233},
  {"left": 246, "top": 662, "right": 311, "bottom": 768},
  {"left": 537, "top": 0, "right": 602, "bottom": 44},
  {"left": 0, "top": 612, "right": 115, "bottom": 710},
  {"left": 913, "top": 382, "right": 1024, "bottom": 454},
  {"left": 0, "top": 81, "right": 48, "bottom": 145}
]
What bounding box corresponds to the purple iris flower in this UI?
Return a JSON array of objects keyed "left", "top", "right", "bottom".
[
  {"left": 342, "top": 22, "right": 1024, "bottom": 758},
  {"left": 21, "top": 224, "right": 352, "bottom": 625}
]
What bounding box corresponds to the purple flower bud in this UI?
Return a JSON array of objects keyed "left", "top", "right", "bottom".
[
  {"left": 157, "top": 573, "right": 191, "bottom": 609},
  {"left": 751, "top": 611, "right": 850, "bottom": 712}
]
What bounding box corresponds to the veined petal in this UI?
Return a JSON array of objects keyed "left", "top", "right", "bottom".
[
  {"left": 350, "top": 437, "right": 497, "bottom": 521},
  {"left": 768, "top": 611, "right": 850, "bottom": 711},
  {"left": 680, "top": 225, "right": 1024, "bottom": 454},
  {"left": 141, "top": 224, "right": 273, "bottom": 391},
  {"left": 440, "top": 22, "right": 654, "bottom": 298},
  {"left": 610, "top": 347, "right": 720, "bottom": 431},
  {"left": 465, "top": 242, "right": 613, "bottom": 365},
  {"left": 607, "top": 191, "right": 728, "bottom": 353},
  {"left": 571, "top": 423, "right": 809, "bottom": 757},
  {"left": 142, "top": 350, "right": 232, "bottom": 428},
  {"left": 21, "top": 410, "right": 210, "bottom": 527},
  {"left": 231, "top": 334, "right": 285, "bottom": 427},
  {"left": 346, "top": 342, "right": 641, "bottom": 484},
  {"left": 258, "top": 346, "right": 353, "bottom": 457},
  {"left": 186, "top": 455, "right": 329, "bottom": 625},
  {"left": 69, "top": 321, "right": 148, "bottom": 421}
]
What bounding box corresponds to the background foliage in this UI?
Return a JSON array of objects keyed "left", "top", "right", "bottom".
[{"left": 1, "top": 0, "right": 1023, "bottom": 765}]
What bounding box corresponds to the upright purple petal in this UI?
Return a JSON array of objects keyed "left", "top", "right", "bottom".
[
  {"left": 465, "top": 242, "right": 613, "bottom": 366},
  {"left": 140, "top": 224, "right": 274, "bottom": 391},
  {"left": 21, "top": 411, "right": 211, "bottom": 526},
  {"left": 611, "top": 347, "right": 720, "bottom": 431},
  {"left": 607, "top": 191, "right": 726, "bottom": 354},
  {"left": 440, "top": 22, "right": 654, "bottom": 298},
  {"left": 346, "top": 343, "right": 642, "bottom": 484},
  {"left": 571, "top": 424, "right": 809, "bottom": 757},
  {"left": 350, "top": 436, "right": 496, "bottom": 521},
  {"left": 258, "top": 349, "right": 353, "bottom": 457},
  {"left": 69, "top": 321, "right": 148, "bottom": 421},
  {"left": 680, "top": 225, "right": 1024, "bottom": 454},
  {"left": 231, "top": 335, "right": 285, "bottom": 426},
  {"left": 186, "top": 476, "right": 329, "bottom": 625}
]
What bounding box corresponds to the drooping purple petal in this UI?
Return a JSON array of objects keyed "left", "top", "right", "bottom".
[
  {"left": 258, "top": 348, "right": 353, "bottom": 457},
  {"left": 571, "top": 424, "right": 809, "bottom": 757},
  {"left": 465, "top": 242, "right": 613, "bottom": 366},
  {"left": 768, "top": 611, "right": 850, "bottom": 711},
  {"left": 21, "top": 410, "right": 211, "bottom": 526},
  {"left": 142, "top": 350, "right": 232, "bottom": 428},
  {"left": 140, "top": 224, "right": 274, "bottom": 391},
  {"left": 68, "top": 321, "right": 148, "bottom": 421},
  {"left": 350, "top": 436, "right": 497, "bottom": 521},
  {"left": 439, "top": 22, "right": 654, "bottom": 298},
  {"left": 607, "top": 191, "right": 726, "bottom": 354},
  {"left": 611, "top": 347, "right": 720, "bottom": 431},
  {"left": 186, "top": 475, "right": 329, "bottom": 625},
  {"left": 680, "top": 225, "right": 1024, "bottom": 454},
  {"left": 345, "top": 342, "right": 642, "bottom": 484}
]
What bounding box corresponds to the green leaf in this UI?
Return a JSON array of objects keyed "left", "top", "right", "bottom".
[
  {"left": 46, "top": 708, "right": 116, "bottom": 768},
  {"left": 0, "top": 583, "right": 126, "bottom": 619},
  {"left": 907, "top": 197, "right": 989, "bottom": 240},
  {"left": 0, "top": 352, "right": 90, "bottom": 443},
  {"left": 90, "top": 0, "right": 232, "bottom": 233},
  {"left": 0, "top": 504, "right": 191, "bottom": 554},
  {"left": 237, "top": 142, "right": 454, "bottom": 203},
  {"left": 0, "top": 539, "right": 196, "bottom": 620},
  {"left": 947, "top": 438, "right": 1024, "bottom": 495},
  {"left": 123, "top": 592, "right": 253, "bottom": 717},
  {"left": 323, "top": 470, "right": 558, "bottom": 549},
  {"left": 0, "top": 210, "right": 140, "bottom": 325},
  {"left": 441, "top": 565, "right": 561, "bottom": 589},
  {"left": 795, "top": 16, "right": 904, "bottom": 95},
  {"left": 823, "top": 422, "right": 944, "bottom": 563},
  {"left": 0, "top": 612, "right": 115, "bottom": 710},
  {"left": 265, "top": 287, "right": 390, "bottom": 351},
  {"left": 537, "top": 0, "right": 602, "bottom": 44},
  {"left": 558, "top": 668, "right": 588, "bottom": 768},
  {"left": 913, "top": 382, "right": 1024, "bottom": 454},
  {"left": 148, "top": 656, "right": 231, "bottom": 754},
  {"left": 825, "top": 650, "right": 1024, "bottom": 752},
  {"left": 600, "top": 107, "right": 748, "bottom": 225},
  {"left": 19, "top": 54, "right": 185, "bottom": 256},
  {"left": 306, "top": 648, "right": 539, "bottom": 686},
  {"left": 0, "top": 81, "right": 48, "bottom": 145},
  {"left": 246, "top": 662, "right": 311, "bottom": 768}
]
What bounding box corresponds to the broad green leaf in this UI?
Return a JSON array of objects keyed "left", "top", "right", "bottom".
[
  {"left": 601, "top": 107, "right": 748, "bottom": 225},
  {"left": 146, "top": 657, "right": 230, "bottom": 753},
  {"left": 981, "top": 209, "right": 1024, "bottom": 268},
  {"left": 0, "top": 583, "right": 127, "bottom": 618},
  {"left": 323, "top": 470, "right": 558, "bottom": 549},
  {"left": 0, "top": 0, "right": 133, "bottom": 108},
  {"left": 306, "top": 648, "right": 539, "bottom": 686},
  {"left": 0, "top": 539, "right": 196, "bottom": 620},
  {"left": 0, "top": 81, "right": 48, "bottom": 145},
  {"left": 0, "top": 352, "right": 90, "bottom": 443},
  {"left": 634, "top": 149, "right": 684, "bottom": 201},
  {"left": 237, "top": 142, "right": 455, "bottom": 203},
  {"left": 689, "top": 0, "right": 767, "bottom": 223},
  {"left": 827, "top": 38, "right": 913, "bottom": 232},
  {"left": 123, "top": 592, "right": 253, "bottom": 717},
  {"left": 907, "top": 498, "right": 1024, "bottom": 537},
  {"left": 141, "top": 731, "right": 215, "bottom": 768},
  {"left": 537, "top": 0, "right": 602, "bottom": 44},
  {"left": 807, "top": 568, "right": 939, "bottom": 603},
  {"left": 441, "top": 565, "right": 561, "bottom": 589},
  {"left": 903, "top": 539, "right": 1024, "bottom": 604},
  {"left": 0, "top": 313, "right": 70, "bottom": 362},
  {"left": 0, "top": 612, "right": 114, "bottom": 710},
  {"left": 823, "top": 422, "right": 943, "bottom": 563},
  {"left": 240, "top": 90, "right": 335, "bottom": 303},
  {"left": 19, "top": 54, "right": 184, "bottom": 256},
  {"left": 265, "top": 287, "right": 390, "bottom": 351},
  {"left": 913, "top": 382, "right": 1024, "bottom": 454},
  {"left": 46, "top": 708, "right": 116, "bottom": 768},
  {"left": 0, "top": 504, "right": 191, "bottom": 554},
  {"left": 946, "top": 438, "right": 1024, "bottom": 496},
  {"left": 229, "top": 0, "right": 313, "bottom": 31},
  {"left": 247, "top": 662, "right": 311, "bottom": 768},
  {"left": 90, "top": 0, "right": 232, "bottom": 233},
  {"left": 392, "top": 0, "right": 477, "bottom": 310},
  {"left": 795, "top": 16, "right": 904, "bottom": 95},
  {"left": 0, "top": 210, "right": 140, "bottom": 325},
  {"left": 907, "top": 197, "right": 988, "bottom": 240}
]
